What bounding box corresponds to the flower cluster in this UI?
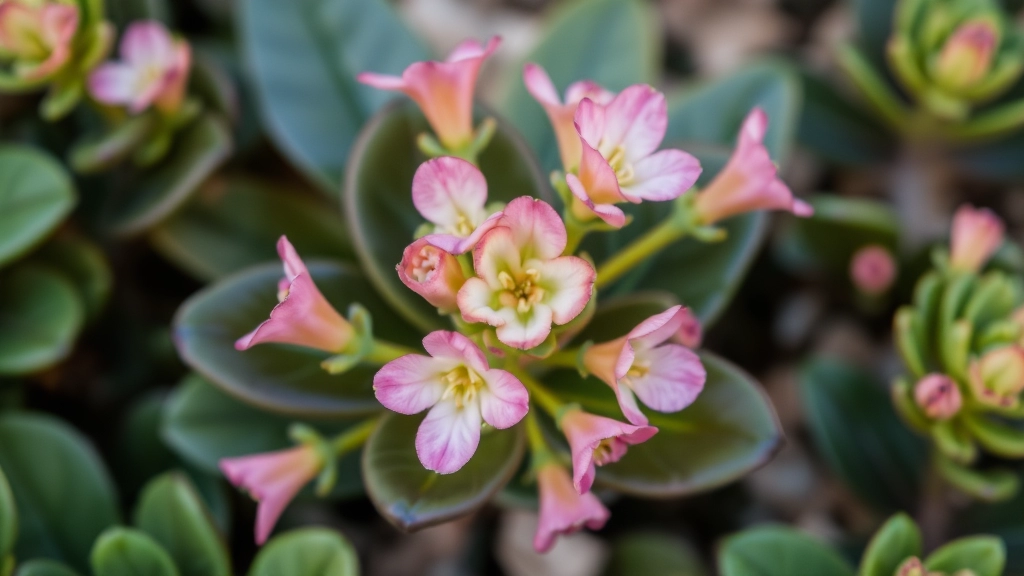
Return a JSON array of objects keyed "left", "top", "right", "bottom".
[{"left": 219, "top": 38, "right": 811, "bottom": 549}]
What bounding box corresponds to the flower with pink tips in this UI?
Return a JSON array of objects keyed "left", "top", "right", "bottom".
[
  {"left": 220, "top": 445, "right": 324, "bottom": 545},
  {"left": 914, "top": 374, "right": 962, "bottom": 420},
  {"left": 949, "top": 204, "right": 1004, "bottom": 273},
  {"left": 89, "top": 20, "right": 191, "bottom": 114},
  {"left": 358, "top": 37, "right": 499, "bottom": 150},
  {"left": 235, "top": 236, "right": 354, "bottom": 353},
  {"left": 0, "top": 0, "right": 78, "bottom": 81},
  {"left": 458, "top": 196, "right": 596, "bottom": 350},
  {"left": 583, "top": 306, "right": 706, "bottom": 426},
  {"left": 373, "top": 330, "right": 529, "bottom": 474},
  {"left": 523, "top": 63, "right": 614, "bottom": 172},
  {"left": 565, "top": 85, "right": 702, "bottom": 228},
  {"left": 561, "top": 407, "right": 657, "bottom": 494},
  {"left": 692, "top": 108, "right": 812, "bottom": 225},
  {"left": 533, "top": 461, "right": 610, "bottom": 553},
  {"left": 850, "top": 244, "right": 897, "bottom": 295},
  {"left": 412, "top": 156, "right": 502, "bottom": 255},
  {"left": 398, "top": 237, "right": 466, "bottom": 313}
]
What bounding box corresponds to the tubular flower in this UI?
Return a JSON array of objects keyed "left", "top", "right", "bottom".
[
  {"left": 220, "top": 445, "right": 324, "bottom": 545},
  {"left": 458, "top": 197, "right": 596, "bottom": 350},
  {"left": 565, "top": 85, "right": 702, "bottom": 228},
  {"left": 357, "top": 37, "right": 499, "bottom": 150},
  {"left": 412, "top": 156, "right": 502, "bottom": 254},
  {"left": 969, "top": 345, "right": 1024, "bottom": 408},
  {"left": 561, "top": 407, "right": 657, "bottom": 494},
  {"left": 692, "top": 107, "right": 812, "bottom": 225},
  {"left": 235, "top": 236, "right": 354, "bottom": 353},
  {"left": 398, "top": 237, "right": 466, "bottom": 313},
  {"left": 0, "top": 0, "right": 78, "bottom": 81},
  {"left": 373, "top": 331, "right": 529, "bottom": 474},
  {"left": 88, "top": 20, "right": 191, "bottom": 114},
  {"left": 523, "top": 63, "right": 614, "bottom": 172},
  {"left": 850, "top": 244, "right": 897, "bottom": 295},
  {"left": 533, "top": 461, "right": 610, "bottom": 553},
  {"left": 914, "top": 374, "right": 962, "bottom": 420},
  {"left": 949, "top": 204, "right": 1004, "bottom": 273},
  {"left": 583, "top": 306, "right": 706, "bottom": 426}
]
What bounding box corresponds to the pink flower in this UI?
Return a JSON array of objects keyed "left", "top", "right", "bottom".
[
  {"left": 523, "top": 63, "right": 614, "bottom": 172},
  {"left": 458, "top": 197, "right": 595, "bottom": 350},
  {"left": 533, "top": 462, "right": 610, "bottom": 553},
  {"left": 235, "top": 236, "right": 354, "bottom": 353},
  {"left": 560, "top": 408, "right": 657, "bottom": 494},
  {"left": 850, "top": 245, "right": 897, "bottom": 295},
  {"left": 672, "top": 307, "right": 703, "bottom": 349},
  {"left": 0, "top": 1, "right": 78, "bottom": 81},
  {"left": 969, "top": 346, "right": 1024, "bottom": 408},
  {"left": 692, "top": 108, "right": 812, "bottom": 225},
  {"left": 373, "top": 331, "right": 529, "bottom": 474},
  {"left": 412, "top": 156, "right": 502, "bottom": 255},
  {"left": 914, "top": 374, "right": 962, "bottom": 420},
  {"left": 89, "top": 20, "right": 191, "bottom": 114},
  {"left": 398, "top": 237, "right": 466, "bottom": 313},
  {"left": 949, "top": 204, "right": 1004, "bottom": 273},
  {"left": 935, "top": 19, "right": 998, "bottom": 90},
  {"left": 357, "top": 37, "right": 500, "bottom": 150},
  {"left": 220, "top": 445, "right": 323, "bottom": 545},
  {"left": 583, "top": 306, "right": 706, "bottom": 426},
  {"left": 566, "top": 86, "right": 702, "bottom": 228}
]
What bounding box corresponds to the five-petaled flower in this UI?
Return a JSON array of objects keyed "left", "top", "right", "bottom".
[
  {"left": 412, "top": 156, "right": 502, "bottom": 254},
  {"left": 566, "top": 85, "right": 702, "bottom": 228},
  {"left": 533, "top": 461, "right": 610, "bottom": 553},
  {"left": 89, "top": 20, "right": 190, "bottom": 114},
  {"left": 0, "top": 0, "right": 78, "bottom": 81},
  {"left": 458, "top": 196, "right": 596, "bottom": 350},
  {"left": 235, "top": 236, "right": 354, "bottom": 353},
  {"left": 583, "top": 306, "right": 706, "bottom": 426},
  {"left": 357, "top": 37, "right": 499, "bottom": 151},
  {"left": 373, "top": 330, "right": 529, "bottom": 474},
  {"left": 560, "top": 407, "right": 657, "bottom": 494},
  {"left": 398, "top": 237, "right": 466, "bottom": 313},
  {"left": 949, "top": 204, "right": 1004, "bottom": 273}
]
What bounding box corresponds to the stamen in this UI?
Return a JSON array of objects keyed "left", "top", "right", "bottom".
[{"left": 441, "top": 365, "right": 484, "bottom": 409}]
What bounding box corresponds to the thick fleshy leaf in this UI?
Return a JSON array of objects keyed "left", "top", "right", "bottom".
[
  {"left": 14, "top": 560, "right": 83, "bottom": 576},
  {"left": 90, "top": 528, "right": 179, "bottom": 576},
  {"left": 499, "top": 0, "right": 660, "bottom": 173},
  {"left": 858, "top": 513, "right": 922, "bottom": 576},
  {"left": 604, "top": 533, "right": 709, "bottom": 576},
  {"left": 31, "top": 236, "right": 113, "bottom": 322},
  {"left": 106, "top": 0, "right": 171, "bottom": 28},
  {"left": 797, "top": 71, "right": 893, "bottom": 166},
  {"left": 104, "top": 114, "right": 232, "bottom": 236},
  {"left": 925, "top": 537, "right": 1006, "bottom": 576},
  {"left": 0, "top": 466, "right": 14, "bottom": 566},
  {"left": 344, "top": 101, "right": 547, "bottom": 332},
  {"left": 957, "top": 490, "right": 1024, "bottom": 574},
  {"left": 134, "top": 472, "right": 231, "bottom": 576},
  {"left": 0, "top": 265, "right": 85, "bottom": 376},
  {"left": 247, "top": 528, "right": 358, "bottom": 576},
  {"left": 362, "top": 411, "right": 525, "bottom": 531},
  {"left": 241, "top": 0, "right": 428, "bottom": 188},
  {"left": 0, "top": 146, "right": 76, "bottom": 269},
  {"left": 799, "top": 357, "right": 927, "bottom": 512},
  {"left": 0, "top": 413, "right": 119, "bottom": 573},
  {"left": 150, "top": 178, "right": 354, "bottom": 282},
  {"left": 852, "top": 0, "right": 897, "bottom": 69},
  {"left": 173, "top": 261, "right": 418, "bottom": 417},
  {"left": 955, "top": 132, "right": 1024, "bottom": 181},
  {"left": 718, "top": 526, "right": 855, "bottom": 576}
]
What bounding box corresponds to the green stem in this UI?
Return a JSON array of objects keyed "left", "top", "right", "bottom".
[
  {"left": 513, "top": 368, "right": 566, "bottom": 418},
  {"left": 365, "top": 340, "right": 419, "bottom": 364},
  {"left": 545, "top": 349, "right": 581, "bottom": 369},
  {"left": 595, "top": 218, "right": 685, "bottom": 289},
  {"left": 331, "top": 417, "right": 380, "bottom": 456}
]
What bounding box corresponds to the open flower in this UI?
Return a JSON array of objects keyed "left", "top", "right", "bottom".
[
  {"left": 565, "top": 85, "right": 701, "bottom": 228},
  {"left": 949, "top": 204, "right": 1004, "bottom": 273},
  {"left": 0, "top": 0, "right": 78, "bottom": 81},
  {"left": 398, "top": 237, "right": 466, "bottom": 313},
  {"left": 523, "top": 63, "right": 614, "bottom": 172},
  {"left": 850, "top": 245, "right": 897, "bottom": 295},
  {"left": 458, "top": 197, "right": 595, "bottom": 350},
  {"left": 220, "top": 445, "right": 324, "bottom": 545},
  {"left": 969, "top": 345, "right": 1024, "bottom": 408},
  {"left": 914, "top": 374, "right": 962, "bottom": 420},
  {"left": 561, "top": 408, "right": 657, "bottom": 494},
  {"left": 88, "top": 20, "right": 190, "bottom": 114},
  {"left": 357, "top": 37, "right": 499, "bottom": 150},
  {"left": 583, "top": 306, "right": 706, "bottom": 426},
  {"left": 692, "top": 108, "right": 812, "bottom": 225},
  {"left": 533, "top": 461, "right": 610, "bottom": 553},
  {"left": 373, "top": 330, "right": 529, "bottom": 474},
  {"left": 235, "top": 236, "right": 353, "bottom": 353},
  {"left": 412, "top": 156, "right": 501, "bottom": 254}
]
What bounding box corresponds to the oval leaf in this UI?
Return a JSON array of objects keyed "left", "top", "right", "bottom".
[
  {"left": 14, "top": 560, "right": 82, "bottom": 576},
  {"left": 362, "top": 412, "right": 525, "bottom": 531},
  {"left": 248, "top": 528, "right": 358, "bottom": 576},
  {"left": 925, "top": 536, "right": 1006, "bottom": 576},
  {"left": 797, "top": 71, "right": 893, "bottom": 167},
  {"left": 0, "top": 145, "right": 76, "bottom": 268},
  {"left": 605, "top": 533, "right": 709, "bottom": 576},
  {"left": 718, "top": 526, "right": 855, "bottom": 576},
  {"left": 0, "top": 465, "right": 14, "bottom": 563},
  {"left": 858, "top": 513, "right": 922, "bottom": 576},
  {"left": 90, "top": 528, "right": 179, "bottom": 576},
  {"left": 0, "top": 265, "right": 85, "bottom": 376},
  {"left": 31, "top": 236, "right": 113, "bottom": 322}
]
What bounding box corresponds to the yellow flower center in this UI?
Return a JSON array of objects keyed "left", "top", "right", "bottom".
[
  {"left": 442, "top": 365, "right": 484, "bottom": 409},
  {"left": 497, "top": 269, "right": 545, "bottom": 314},
  {"left": 592, "top": 438, "right": 619, "bottom": 466},
  {"left": 444, "top": 213, "right": 475, "bottom": 237},
  {"left": 605, "top": 145, "right": 635, "bottom": 187}
]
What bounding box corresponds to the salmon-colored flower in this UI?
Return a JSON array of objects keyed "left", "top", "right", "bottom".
[
  {"left": 398, "top": 237, "right": 466, "bottom": 313},
  {"left": 969, "top": 346, "right": 1024, "bottom": 408},
  {"left": 533, "top": 461, "right": 610, "bottom": 553},
  {"left": 89, "top": 20, "right": 191, "bottom": 114},
  {"left": 850, "top": 245, "right": 897, "bottom": 295},
  {"left": 412, "top": 156, "right": 502, "bottom": 255},
  {"left": 560, "top": 407, "right": 657, "bottom": 494},
  {"left": 0, "top": 0, "right": 78, "bottom": 81},
  {"left": 914, "top": 374, "right": 962, "bottom": 420},
  {"left": 949, "top": 204, "right": 1004, "bottom": 273}
]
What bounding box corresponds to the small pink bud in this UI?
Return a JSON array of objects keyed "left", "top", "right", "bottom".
[
  {"left": 895, "top": 557, "right": 926, "bottom": 576},
  {"left": 397, "top": 238, "right": 465, "bottom": 313},
  {"left": 969, "top": 346, "right": 1024, "bottom": 408},
  {"left": 533, "top": 462, "right": 609, "bottom": 553},
  {"left": 935, "top": 19, "right": 999, "bottom": 90},
  {"left": 0, "top": 1, "right": 78, "bottom": 81},
  {"left": 849, "top": 245, "right": 897, "bottom": 295},
  {"left": 949, "top": 204, "right": 1004, "bottom": 273},
  {"left": 914, "top": 374, "right": 962, "bottom": 420}
]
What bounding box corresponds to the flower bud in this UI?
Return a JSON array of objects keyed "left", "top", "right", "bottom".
[
  {"left": 895, "top": 557, "right": 926, "bottom": 576},
  {"left": 933, "top": 19, "right": 999, "bottom": 91},
  {"left": 969, "top": 345, "right": 1024, "bottom": 408},
  {"left": 0, "top": 0, "right": 78, "bottom": 82},
  {"left": 914, "top": 374, "right": 962, "bottom": 419},
  {"left": 397, "top": 238, "right": 466, "bottom": 313},
  {"left": 949, "top": 204, "right": 1004, "bottom": 273},
  {"left": 850, "top": 245, "right": 897, "bottom": 295}
]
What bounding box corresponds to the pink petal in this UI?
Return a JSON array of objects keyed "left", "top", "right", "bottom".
[
  {"left": 41, "top": 4, "right": 77, "bottom": 47},
  {"left": 602, "top": 85, "right": 666, "bottom": 162},
  {"left": 536, "top": 256, "right": 595, "bottom": 325},
  {"left": 121, "top": 20, "right": 176, "bottom": 67},
  {"left": 425, "top": 211, "right": 503, "bottom": 255},
  {"left": 421, "top": 330, "right": 489, "bottom": 374},
  {"left": 533, "top": 464, "right": 610, "bottom": 553},
  {"left": 525, "top": 63, "right": 584, "bottom": 171},
  {"left": 494, "top": 304, "right": 554, "bottom": 350},
  {"left": 523, "top": 63, "right": 562, "bottom": 106},
  {"left": 397, "top": 238, "right": 465, "bottom": 311},
  {"left": 623, "top": 149, "right": 702, "bottom": 202},
  {"left": 628, "top": 345, "right": 706, "bottom": 413},
  {"left": 613, "top": 383, "right": 649, "bottom": 426},
  {"left": 415, "top": 399, "right": 482, "bottom": 474},
  {"left": 277, "top": 236, "right": 308, "bottom": 282},
  {"left": 457, "top": 276, "right": 505, "bottom": 327},
  {"left": 950, "top": 204, "right": 1005, "bottom": 273},
  {"left": 565, "top": 81, "right": 615, "bottom": 107},
  {"left": 626, "top": 306, "right": 685, "bottom": 356},
  {"left": 470, "top": 226, "right": 521, "bottom": 290},
  {"left": 673, "top": 307, "right": 703, "bottom": 349},
  {"left": 355, "top": 71, "right": 407, "bottom": 91},
  {"left": 89, "top": 63, "right": 138, "bottom": 105},
  {"left": 739, "top": 107, "right": 768, "bottom": 146},
  {"left": 479, "top": 369, "right": 529, "bottom": 428},
  {"left": 412, "top": 157, "right": 489, "bottom": 230},
  {"left": 561, "top": 409, "right": 657, "bottom": 493},
  {"left": 499, "top": 196, "right": 567, "bottom": 261},
  {"left": 373, "top": 354, "right": 451, "bottom": 414},
  {"left": 572, "top": 138, "right": 629, "bottom": 205},
  {"left": 234, "top": 273, "right": 352, "bottom": 352},
  {"left": 446, "top": 36, "right": 500, "bottom": 63},
  {"left": 565, "top": 173, "right": 627, "bottom": 228},
  {"left": 573, "top": 97, "right": 606, "bottom": 150}
]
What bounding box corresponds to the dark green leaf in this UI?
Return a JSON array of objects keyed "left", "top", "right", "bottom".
[
  {"left": 925, "top": 536, "right": 1006, "bottom": 576},
  {"left": 797, "top": 71, "right": 893, "bottom": 166},
  {"left": 852, "top": 0, "right": 897, "bottom": 69},
  {"left": 955, "top": 131, "right": 1024, "bottom": 181},
  {"left": 31, "top": 236, "right": 112, "bottom": 322},
  {"left": 247, "top": 528, "right": 358, "bottom": 576},
  {"left": 105, "top": 0, "right": 171, "bottom": 28},
  {"left": 14, "top": 560, "right": 82, "bottom": 576},
  {"left": 0, "top": 145, "right": 76, "bottom": 269},
  {"left": 362, "top": 412, "right": 525, "bottom": 531},
  {"left": 857, "top": 513, "right": 922, "bottom": 576},
  {"left": 0, "top": 265, "right": 85, "bottom": 376},
  {"left": 603, "top": 533, "right": 708, "bottom": 576},
  {"left": 0, "top": 465, "right": 15, "bottom": 564},
  {"left": 718, "top": 526, "right": 855, "bottom": 576},
  {"left": 90, "top": 528, "right": 179, "bottom": 576}
]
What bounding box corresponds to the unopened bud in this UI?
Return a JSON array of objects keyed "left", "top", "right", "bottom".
[
  {"left": 969, "top": 345, "right": 1024, "bottom": 408},
  {"left": 934, "top": 19, "right": 999, "bottom": 90},
  {"left": 850, "top": 245, "right": 897, "bottom": 295},
  {"left": 914, "top": 374, "right": 962, "bottom": 419}
]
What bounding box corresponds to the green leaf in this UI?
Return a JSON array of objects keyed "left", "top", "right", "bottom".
[
  {"left": 0, "top": 145, "right": 76, "bottom": 269},
  {"left": 241, "top": 0, "right": 428, "bottom": 188},
  {"left": 857, "top": 513, "right": 922, "bottom": 576},
  {"left": 90, "top": 528, "right": 179, "bottom": 576},
  {"left": 852, "top": 0, "right": 898, "bottom": 68},
  {"left": 104, "top": 114, "right": 232, "bottom": 236},
  {"left": 0, "top": 466, "right": 15, "bottom": 564},
  {"left": 343, "top": 101, "right": 547, "bottom": 332},
  {"left": 247, "top": 528, "right": 358, "bottom": 576},
  {"left": 0, "top": 413, "right": 119, "bottom": 572},
  {"left": 603, "top": 533, "right": 708, "bottom": 576},
  {"left": 362, "top": 412, "right": 525, "bottom": 531},
  {"left": 718, "top": 526, "right": 855, "bottom": 576},
  {"left": 963, "top": 413, "right": 1024, "bottom": 458},
  {"left": 173, "top": 260, "right": 419, "bottom": 417},
  {"left": 14, "top": 560, "right": 82, "bottom": 576},
  {"left": 105, "top": 0, "right": 170, "bottom": 28},
  {"left": 925, "top": 536, "right": 1006, "bottom": 576},
  {"left": 134, "top": 472, "right": 231, "bottom": 576},
  {"left": 0, "top": 265, "right": 85, "bottom": 376},
  {"left": 150, "top": 178, "right": 354, "bottom": 282},
  {"left": 31, "top": 236, "right": 113, "bottom": 322},
  {"left": 936, "top": 454, "right": 1019, "bottom": 502},
  {"left": 499, "top": 0, "right": 660, "bottom": 172},
  {"left": 797, "top": 71, "right": 893, "bottom": 166},
  {"left": 799, "top": 357, "right": 927, "bottom": 512},
  {"left": 955, "top": 131, "right": 1024, "bottom": 181}
]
